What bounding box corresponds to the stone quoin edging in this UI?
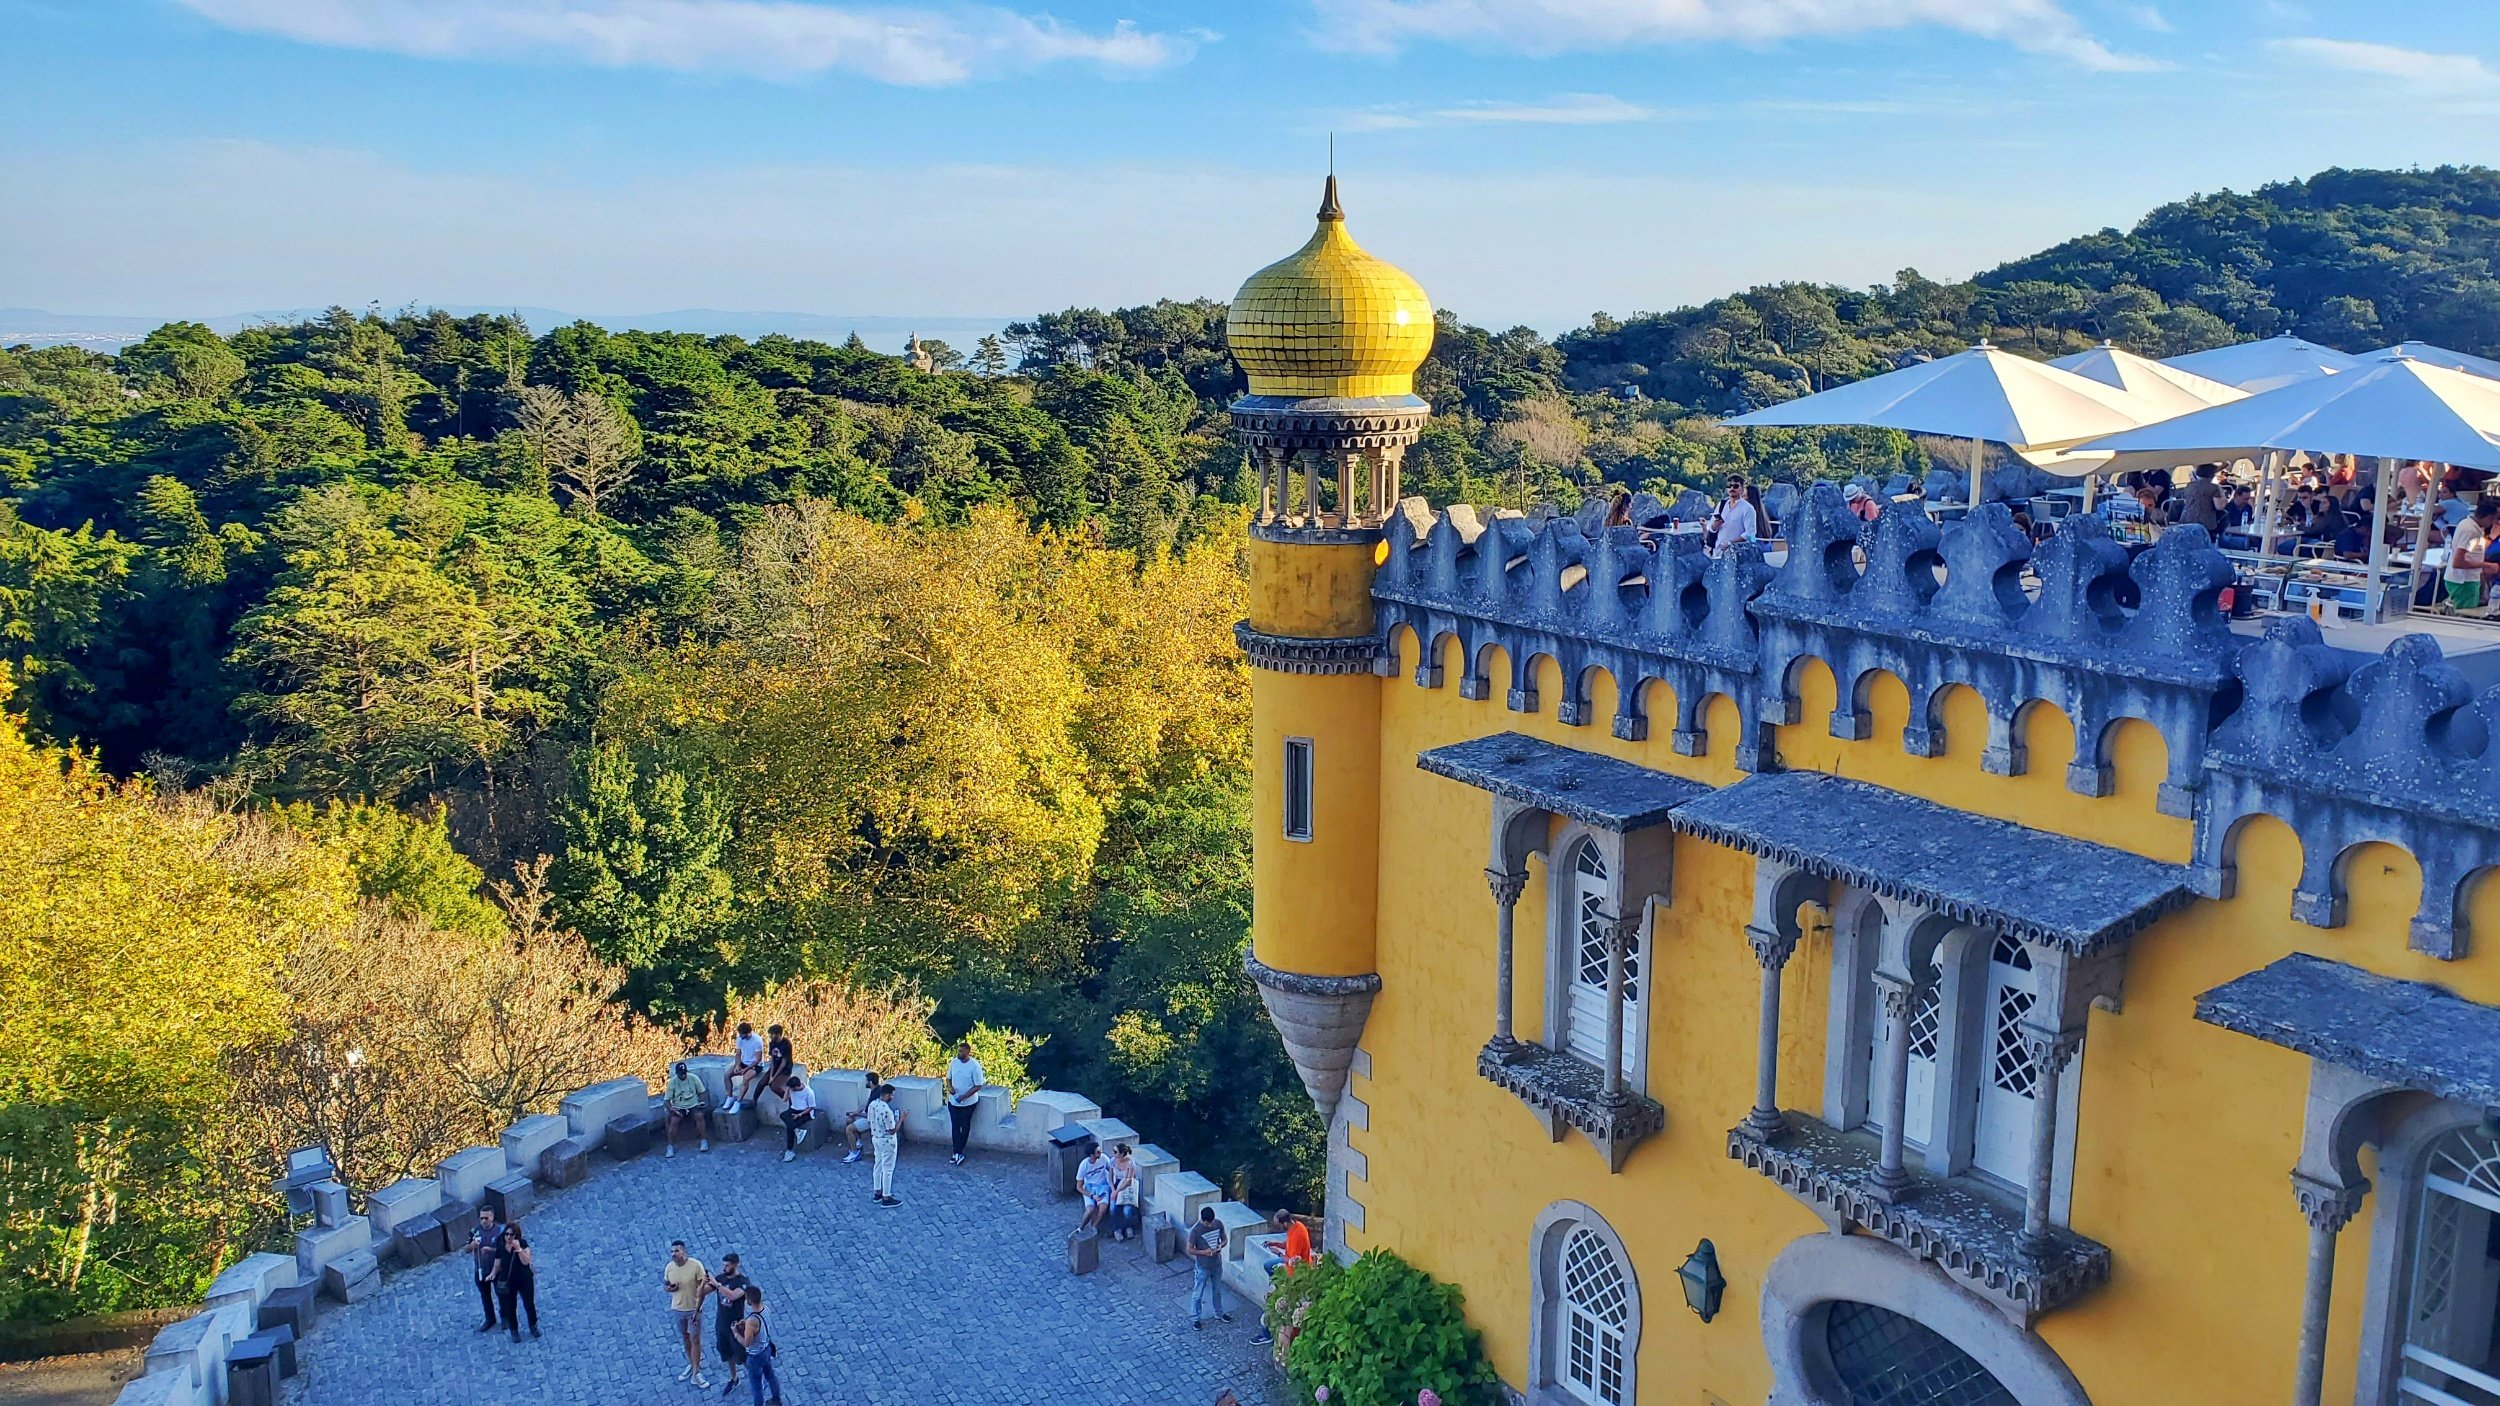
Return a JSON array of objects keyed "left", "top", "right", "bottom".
[{"left": 110, "top": 1063, "right": 1288, "bottom": 1406}]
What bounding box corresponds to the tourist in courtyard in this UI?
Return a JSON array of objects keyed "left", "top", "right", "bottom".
[
  {"left": 869, "top": 1082, "right": 903, "bottom": 1206},
  {"left": 1843, "top": 482, "right": 1881, "bottom": 523},
  {"left": 1107, "top": 1143, "right": 1142, "bottom": 1241},
  {"left": 707, "top": 1252, "right": 751, "bottom": 1395},
  {"left": 944, "top": 1039, "right": 986, "bottom": 1165},
  {"left": 839, "top": 1069, "right": 882, "bottom": 1163},
  {"left": 661, "top": 1240, "right": 711, "bottom": 1389},
  {"left": 665, "top": 1061, "right": 711, "bottom": 1157},
  {"left": 2444, "top": 499, "right": 2500, "bottom": 611},
  {"left": 763, "top": 1024, "right": 794, "bottom": 1100},
  {"left": 494, "top": 1223, "right": 538, "bottom": 1341},
  {"left": 1186, "top": 1206, "right": 1233, "bottom": 1329},
  {"left": 1076, "top": 1139, "right": 1114, "bottom": 1235},
  {"left": 723, "top": 1023, "right": 765, "bottom": 1113},
  {"left": 2173, "top": 462, "right": 2225, "bottom": 533},
  {"left": 735, "top": 1284, "right": 782, "bottom": 1406},
  {"left": 465, "top": 1205, "right": 503, "bottom": 1332},
  {"left": 779, "top": 1074, "right": 816, "bottom": 1163}
]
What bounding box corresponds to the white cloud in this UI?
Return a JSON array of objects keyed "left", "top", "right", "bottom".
[
  {"left": 2115, "top": 3, "right": 2171, "bottom": 34},
  {"left": 2268, "top": 37, "right": 2499, "bottom": 91},
  {"left": 170, "top": 0, "right": 1190, "bottom": 85},
  {"left": 1307, "top": 0, "right": 2162, "bottom": 73},
  {"left": 1341, "top": 93, "right": 1663, "bottom": 130}
]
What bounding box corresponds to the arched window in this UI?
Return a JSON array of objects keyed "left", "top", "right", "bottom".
[
  {"left": 1530, "top": 1202, "right": 1642, "bottom": 1406},
  {"left": 1821, "top": 1300, "right": 2018, "bottom": 1406},
  {"left": 2399, "top": 1123, "right": 2500, "bottom": 1400},
  {"left": 1560, "top": 1227, "right": 1632, "bottom": 1405},
  {"left": 1971, "top": 935, "right": 2038, "bottom": 1184}
]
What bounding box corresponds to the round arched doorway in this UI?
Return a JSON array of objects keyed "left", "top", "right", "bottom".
[{"left": 1760, "top": 1235, "right": 2090, "bottom": 1406}]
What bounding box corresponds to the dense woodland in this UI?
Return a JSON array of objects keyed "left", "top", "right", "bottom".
[{"left": 8, "top": 164, "right": 2500, "bottom": 1325}]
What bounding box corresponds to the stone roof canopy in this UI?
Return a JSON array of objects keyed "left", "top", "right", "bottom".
[
  {"left": 2195, "top": 951, "right": 2500, "bottom": 1108},
  {"left": 1669, "top": 771, "right": 2195, "bottom": 953},
  {"left": 1416, "top": 732, "right": 1708, "bottom": 832}
]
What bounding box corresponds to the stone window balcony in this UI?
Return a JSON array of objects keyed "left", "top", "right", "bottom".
[
  {"left": 1479, "top": 1041, "right": 1666, "bottom": 1175},
  {"left": 1728, "top": 1113, "right": 2110, "bottom": 1322}
]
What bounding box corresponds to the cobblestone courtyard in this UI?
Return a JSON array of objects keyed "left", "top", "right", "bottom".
[{"left": 281, "top": 1136, "right": 1286, "bottom": 1406}]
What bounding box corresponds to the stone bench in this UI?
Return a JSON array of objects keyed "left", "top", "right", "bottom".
[
  {"left": 255, "top": 1282, "right": 318, "bottom": 1340},
  {"left": 560, "top": 1078, "right": 649, "bottom": 1142},
  {"left": 539, "top": 1137, "right": 592, "bottom": 1188},
  {"left": 1006, "top": 1090, "right": 1102, "bottom": 1155},
  {"left": 364, "top": 1177, "right": 441, "bottom": 1238},
  {"left": 202, "top": 1252, "right": 295, "bottom": 1318},
  {"left": 319, "top": 1249, "right": 380, "bottom": 1305},
  {"left": 484, "top": 1171, "right": 536, "bottom": 1222},
  {"left": 292, "top": 1216, "right": 371, "bottom": 1282},
  {"left": 1149, "top": 1170, "right": 1220, "bottom": 1229},
  {"left": 434, "top": 1146, "right": 505, "bottom": 1207},
  {"left": 604, "top": 1110, "right": 659, "bottom": 1160},
  {"left": 500, "top": 1115, "right": 569, "bottom": 1180},
  {"left": 1130, "top": 1143, "right": 1181, "bottom": 1202},
  {"left": 109, "top": 1370, "right": 195, "bottom": 1406}
]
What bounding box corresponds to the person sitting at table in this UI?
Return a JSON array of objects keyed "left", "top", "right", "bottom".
[
  {"left": 2299, "top": 491, "right": 2345, "bottom": 546},
  {"left": 2333, "top": 502, "right": 2376, "bottom": 562},
  {"left": 2222, "top": 485, "right": 2256, "bottom": 530},
  {"left": 2131, "top": 484, "right": 2169, "bottom": 527}
]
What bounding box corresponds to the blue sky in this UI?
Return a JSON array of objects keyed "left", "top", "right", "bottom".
[{"left": 6, "top": 0, "right": 2500, "bottom": 331}]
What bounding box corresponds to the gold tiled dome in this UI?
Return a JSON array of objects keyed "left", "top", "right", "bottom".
[{"left": 1226, "top": 177, "right": 1435, "bottom": 400}]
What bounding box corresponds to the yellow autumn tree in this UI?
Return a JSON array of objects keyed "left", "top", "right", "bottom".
[
  {"left": 0, "top": 713, "right": 357, "bottom": 1317},
  {"left": 607, "top": 501, "right": 1247, "bottom": 983}
]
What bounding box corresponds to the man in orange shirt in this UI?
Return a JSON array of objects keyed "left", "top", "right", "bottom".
[{"left": 1253, "top": 1209, "right": 1319, "bottom": 1348}]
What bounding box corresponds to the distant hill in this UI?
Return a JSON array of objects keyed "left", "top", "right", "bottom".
[
  {"left": 1558, "top": 163, "right": 2500, "bottom": 411},
  {"left": 0, "top": 306, "right": 1013, "bottom": 355}
]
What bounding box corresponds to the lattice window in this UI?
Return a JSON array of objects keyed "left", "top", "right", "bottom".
[
  {"left": 1988, "top": 983, "right": 2039, "bottom": 1097},
  {"left": 2427, "top": 1125, "right": 2500, "bottom": 1201},
  {"left": 2415, "top": 1192, "right": 2460, "bottom": 1324},
  {"left": 1574, "top": 843, "right": 1610, "bottom": 988},
  {"left": 1560, "top": 1226, "right": 1629, "bottom": 1405},
  {"left": 1906, "top": 982, "right": 1942, "bottom": 1061},
  {"left": 1990, "top": 933, "right": 2032, "bottom": 971},
  {"left": 1822, "top": 1300, "right": 2017, "bottom": 1406}
]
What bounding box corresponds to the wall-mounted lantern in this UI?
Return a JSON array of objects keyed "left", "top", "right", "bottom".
[{"left": 1678, "top": 1239, "right": 1726, "bottom": 1323}]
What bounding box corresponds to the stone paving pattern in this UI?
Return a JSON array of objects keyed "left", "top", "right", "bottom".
[{"left": 280, "top": 1136, "right": 1285, "bottom": 1406}]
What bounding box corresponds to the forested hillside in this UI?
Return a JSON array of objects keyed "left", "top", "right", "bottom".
[{"left": 7, "top": 163, "right": 2498, "bottom": 1324}]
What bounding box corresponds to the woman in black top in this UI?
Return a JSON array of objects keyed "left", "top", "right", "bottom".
[{"left": 494, "top": 1224, "right": 537, "bottom": 1341}]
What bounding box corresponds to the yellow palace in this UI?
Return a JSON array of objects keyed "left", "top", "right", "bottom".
[{"left": 1234, "top": 179, "right": 2500, "bottom": 1406}]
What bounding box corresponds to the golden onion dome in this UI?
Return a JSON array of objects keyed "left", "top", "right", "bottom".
[{"left": 1226, "top": 177, "right": 1435, "bottom": 400}]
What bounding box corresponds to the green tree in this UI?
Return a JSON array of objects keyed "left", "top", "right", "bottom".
[{"left": 553, "top": 737, "right": 735, "bottom": 1017}]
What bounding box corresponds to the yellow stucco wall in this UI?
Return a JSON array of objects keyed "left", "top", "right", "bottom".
[
  {"left": 1247, "top": 535, "right": 1378, "bottom": 639},
  {"left": 1251, "top": 667, "right": 1382, "bottom": 980},
  {"left": 1320, "top": 625, "right": 2500, "bottom": 1405}
]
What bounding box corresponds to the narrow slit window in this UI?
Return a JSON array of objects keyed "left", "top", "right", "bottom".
[{"left": 1283, "top": 737, "right": 1315, "bottom": 841}]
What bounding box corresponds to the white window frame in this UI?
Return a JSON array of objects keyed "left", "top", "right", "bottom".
[
  {"left": 1282, "top": 736, "right": 1314, "bottom": 843},
  {"left": 2358, "top": 1102, "right": 2500, "bottom": 1405},
  {"left": 1541, "top": 824, "right": 1648, "bottom": 1090},
  {"left": 1528, "top": 1201, "right": 1642, "bottom": 1406}
]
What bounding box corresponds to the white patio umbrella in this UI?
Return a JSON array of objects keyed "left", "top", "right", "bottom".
[
  {"left": 1722, "top": 342, "right": 2159, "bottom": 508},
  {"left": 2364, "top": 340, "right": 2500, "bottom": 381},
  {"left": 2079, "top": 355, "right": 2500, "bottom": 617},
  {"left": 2161, "top": 335, "right": 2360, "bottom": 393},
  {"left": 2048, "top": 341, "right": 2248, "bottom": 418}
]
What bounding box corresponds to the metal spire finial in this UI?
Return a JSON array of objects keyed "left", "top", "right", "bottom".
[{"left": 1318, "top": 137, "right": 1343, "bottom": 222}]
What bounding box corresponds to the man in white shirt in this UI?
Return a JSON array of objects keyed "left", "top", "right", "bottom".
[
  {"left": 943, "top": 1041, "right": 986, "bottom": 1167},
  {"left": 723, "top": 1022, "right": 765, "bottom": 1113},
  {"left": 868, "top": 1084, "right": 903, "bottom": 1207},
  {"left": 1708, "top": 475, "right": 1757, "bottom": 557},
  {"left": 778, "top": 1075, "right": 816, "bottom": 1164},
  {"left": 2445, "top": 500, "right": 2499, "bottom": 611}
]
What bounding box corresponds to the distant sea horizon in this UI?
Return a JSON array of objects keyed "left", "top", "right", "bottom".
[{"left": 0, "top": 306, "right": 1018, "bottom": 357}]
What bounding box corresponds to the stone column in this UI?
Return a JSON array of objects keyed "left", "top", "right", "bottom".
[
  {"left": 1602, "top": 907, "right": 1636, "bottom": 1104},
  {"left": 1257, "top": 447, "right": 1280, "bottom": 524},
  {"left": 2290, "top": 1172, "right": 2368, "bottom": 1406},
  {"left": 1867, "top": 971, "right": 1919, "bottom": 1203},
  {"left": 1740, "top": 923, "right": 1798, "bottom": 1142},
  {"left": 1484, "top": 867, "right": 1528, "bottom": 1064},
  {"left": 2015, "top": 1025, "right": 2085, "bottom": 1257},
  {"left": 1301, "top": 449, "right": 1320, "bottom": 528},
  {"left": 1334, "top": 450, "right": 1356, "bottom": 528}
]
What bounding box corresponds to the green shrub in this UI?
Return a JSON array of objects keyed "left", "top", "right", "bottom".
[
  {"left": 1261, "top": 1248, "right": 1343, "bottom": 1368},
  {"left": 1284, "top": 1249, "right": 1501, "bottom": 1406}
]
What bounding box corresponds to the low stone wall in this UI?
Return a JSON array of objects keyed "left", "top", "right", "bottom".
[{"left": 111, "top": 1068, "right": 1287, "bottom": 1405}]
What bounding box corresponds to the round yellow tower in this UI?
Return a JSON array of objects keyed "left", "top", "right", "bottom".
[{"left": 1231, "top": 176, "right": 1432, "bottom": 1132}]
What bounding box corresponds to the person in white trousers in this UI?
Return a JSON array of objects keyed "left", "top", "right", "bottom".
[{"left": 867, "top": 1083, "right": 903, "bottom": 1208}]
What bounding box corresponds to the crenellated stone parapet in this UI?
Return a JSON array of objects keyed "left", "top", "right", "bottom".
[{"left": 1371, "top": 479, "right": 2500, "bottom": 960}]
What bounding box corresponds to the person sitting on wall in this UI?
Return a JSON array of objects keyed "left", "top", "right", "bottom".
[
  {"left": 838, "top": 1071, "right": 882, "bottom": 1164},
  {"left": 723, "top": 1023, "right": 765, "bottom": 1114}
]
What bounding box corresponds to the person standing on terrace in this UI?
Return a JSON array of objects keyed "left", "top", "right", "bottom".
[{"left": 1706, "top": 475, "right": 1755, "bottom": 557}]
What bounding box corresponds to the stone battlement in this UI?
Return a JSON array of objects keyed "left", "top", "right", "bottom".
[{"left": 1362, "top": 480, "right": 2500, "bottom": 960}]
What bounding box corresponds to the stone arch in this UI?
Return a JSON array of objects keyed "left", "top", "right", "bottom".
[
  {"left": 1910, "top": 681, "right": 1984, "bottom": 761},
  {"left": 1835, "top": 664, "right": 1908, "bottom": 744},
  {"left": 1528, "top": 1200, "right": 1644, "bottom": 1406},
  {"left": 1822, "top": 887, "right": 1887, "bottom": 1130},
  {"left": 1564, "top": 662, "right": 1615, "bottom": 729},
  {"left": 2080, "top": 712, "right": 2172, "bottom": 804},
  {"left": 1765, "top": 651, "right": 1837, "bottom": 730},
  {"left": 2202, "top": 807, "right": 2304, "bottom": 904},
  {"left": 1514, "top": 650, "right": 1562, "bottom": 714},
  {"left": 2296, "top": 835, "right": 2422, "bottom": 931},
  {"left": 1388, "top": 623, "right": 1427, "bottom": 686},
  {"left": 1615, "top": 674, "right": 1671, "bottom": 744},
  {"left": 1467, "top": 639, "right": 1509, "bottom": 703},
  {"left": 2355, "top": 1098, "right": 2495, "bottom": 1402},
  {"left": 1761, "top": 1233, "right": 2090, "bottom": 1406},
  {"left": 1415, "top": 625, "right": 1455, "bottom": 689}
]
